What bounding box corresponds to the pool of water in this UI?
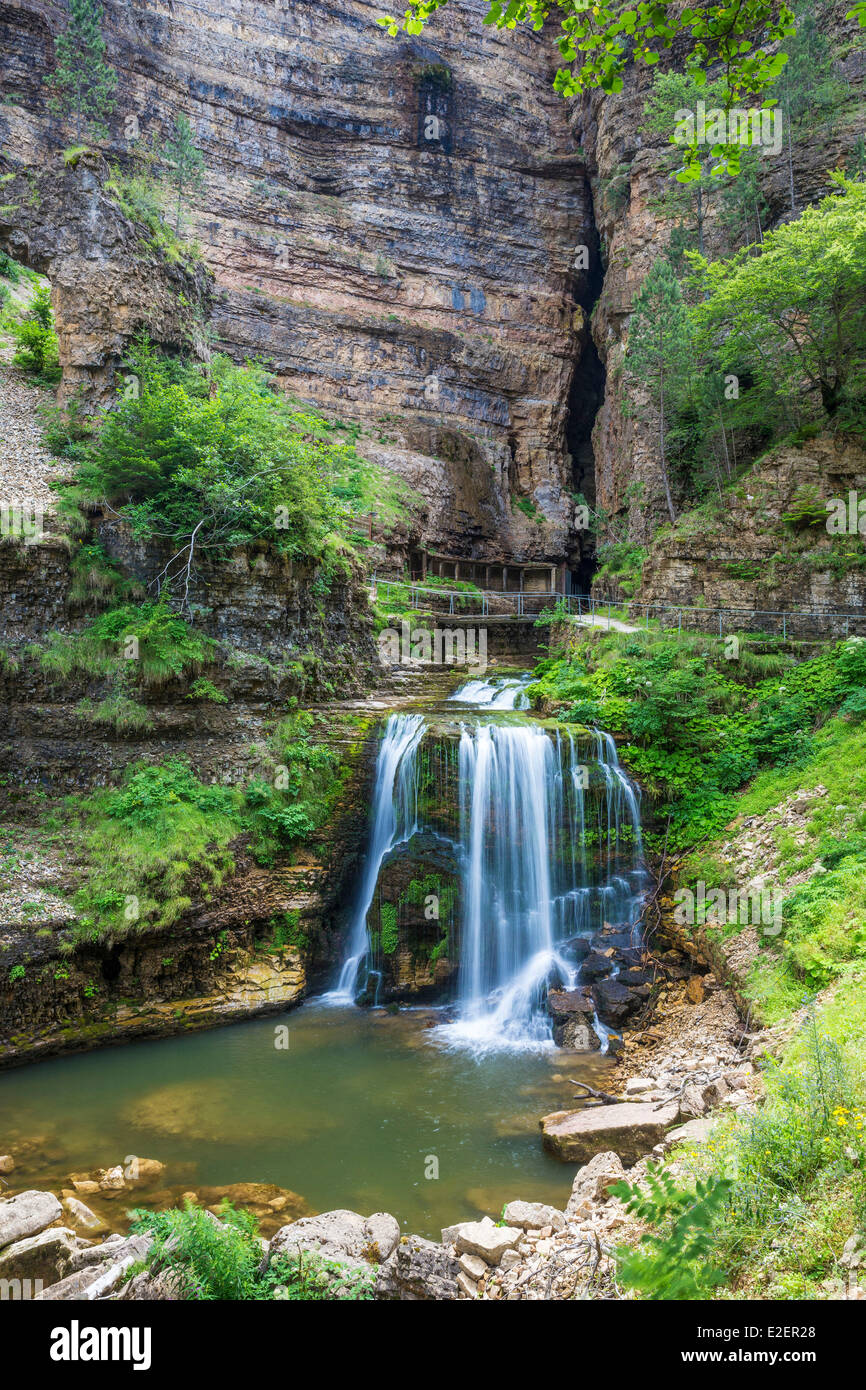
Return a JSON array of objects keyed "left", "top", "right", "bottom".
[{"left": 0, "top": 1000, "right": 613, "bottom": 1238}]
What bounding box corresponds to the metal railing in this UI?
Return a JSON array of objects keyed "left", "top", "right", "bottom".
[
  {"left": 370, "top": 576, "right": 560, "bottom": 617},
  {"left": 370, "top": 576, "right": 866, "bottom": 638},
  {"left": 573, "top": 594, "right": 866, "bottom": 640}
]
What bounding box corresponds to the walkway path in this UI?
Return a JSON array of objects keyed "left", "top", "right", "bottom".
[{"left": 570, "top": 613, "right": 638, "bottom": 634}]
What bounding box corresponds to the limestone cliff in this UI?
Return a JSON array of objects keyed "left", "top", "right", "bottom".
[
  {"left": 574, "top": 6, "right": 866, "bottom": 542},
  {"left": 639, "top": 434, "right": 866, "bottom": 613},
  {"left": 0, "top": 0, "right": 603, "bottom": 571}
]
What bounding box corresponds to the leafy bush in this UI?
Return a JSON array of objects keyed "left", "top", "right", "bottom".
[
  {"left": 60, "top": 340, "right": 395, "bottom": 591},
  {"left": 40, "top": 394, "right": 95, "bottom": 461},
  {"left": 10, "top": 285, "right": 61, "bottom": 382},
  {"left": 129, "top": 1201, "right": 375, "bottom": 1300},
  {"left": 612, "top": 1167, "right": 732, "bottom": 1299},
  {"left": 104, "top": 759, "right": 236, "bottom": 831}
]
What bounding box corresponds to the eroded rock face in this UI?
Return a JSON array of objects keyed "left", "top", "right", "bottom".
[
  {"left": 1, "top": 0, "right": 601, "bottom": 569},
  {"left": 0, "top": 156, "right": 210, "bottom": 406},
  {"left": 639, "top": 435, "right": 866, "bottom": 614}
]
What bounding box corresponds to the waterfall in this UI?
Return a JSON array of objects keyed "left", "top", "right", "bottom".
[
  {"left": 330, "top": 688, "right": 646, "bottom": 1052},
  {"left": 447, "top": 674, "right": 531, "bottom": 710},
  {"left": 434, "top": 723, "right": 569, "bottom": 1049},
  {"left": 327, "top": 712, "right": 425, "bottom": 1002}
]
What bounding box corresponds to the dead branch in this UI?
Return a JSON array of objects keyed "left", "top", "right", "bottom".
[{"left": 567, "top": 1078, "right": 626, "bottom": 1106}]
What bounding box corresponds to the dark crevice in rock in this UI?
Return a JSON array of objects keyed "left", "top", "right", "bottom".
[{"left": 566, "top": 183, "right": 606, "bottom": 591}]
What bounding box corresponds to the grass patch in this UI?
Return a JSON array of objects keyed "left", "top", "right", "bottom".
[
  {"left": 673, "top": 1001, "right": 866, "bottom": 1299},
  {"left": 37, "top": 710, "right": 370, "bottom": 943},
  {"left": 129, "top": 1200, "right": 374, "bottom": 1300}
]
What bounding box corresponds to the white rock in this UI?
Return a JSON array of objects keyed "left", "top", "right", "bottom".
[
  {"left": 125, "top": 1157, "right": 165, "bottom": 1182},
  {"left": 97, "top": 1167, "right": 126, "bottom": 1192},
  {"left": 62, "top": 1197, "right": 107, "bottom": 1234},
  {"left": 458, "top": 1252, "right": 488, "bottom": 1280},
  {"left": 456, "top": 1272, "right": 479, "bottom": 1298},
  {"left": 566, "top": 1151, "right": 626, "bottom": 1212},
  {"left": 502, "top": 1200, "right": 565, "bottom": 1232},
  {"left": 83, "top": 1256, "right": 138, "bottom": 1301},
  {"left": 453, "top": 1217, "right": 522, "bottom": 1267},
  {"left": 624, "top": 1077, "right": 654, "bottom": 1095},
  {"left": 270, "top": 1209, "right": 400, "bottom": 1272},
  {"left": 0, "top": 1191, "right": 62, "bottom": 1250}
]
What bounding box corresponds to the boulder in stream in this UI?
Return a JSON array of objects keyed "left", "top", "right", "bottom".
[
  {"left": 547, "top": 987, "right": 600, "bottom": 1049},
  {"left": 0, "top": 1190, "right": 62, "bottom": 1250},
  {"left": 540, "top": 1100, "right": 680, "bottom": 1165},
  {"left": 269, "top": 1209, "right": 400, "bottom": 1272},
  {"left": 592, "top": 978, "right": 643, "bottom": 1027}
]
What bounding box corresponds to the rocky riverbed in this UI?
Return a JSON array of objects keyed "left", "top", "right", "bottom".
[{"left": 0, "top": 959, "right": 773, "bottom": 1301}]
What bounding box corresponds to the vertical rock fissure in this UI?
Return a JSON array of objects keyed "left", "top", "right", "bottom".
[{"left": 567, "top": 182, "right": 606, "bottom": 592}]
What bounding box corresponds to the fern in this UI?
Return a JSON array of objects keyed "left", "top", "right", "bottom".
[{"left": 611, "top": 1166, "right": 732, "bottom": 1300}]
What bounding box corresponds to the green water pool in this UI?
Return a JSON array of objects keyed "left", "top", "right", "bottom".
[{"left": 0, "top": 1001, "right": 614, "bottom": 1238}]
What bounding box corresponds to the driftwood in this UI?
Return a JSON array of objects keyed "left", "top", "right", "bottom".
[{"left": 567, "top": 1078, "right": 625, "bottom": 1106}]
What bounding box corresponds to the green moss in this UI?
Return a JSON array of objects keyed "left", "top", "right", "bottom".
[{"left": 380, "top": 902, "right": 398, "bottom": 955}]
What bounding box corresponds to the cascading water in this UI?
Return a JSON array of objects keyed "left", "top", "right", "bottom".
[
  {"left": 331, "top": 682, "right": 646, "bottom": 1051},
  {"left": 328, "top": 712, "right": 425, "bottom": 1002},
  {"left": 434, "top": 722, "right": 569, "bottom": 1049},
  {"left": 447, "top": 674, "right": 531, "bottom": 710}
]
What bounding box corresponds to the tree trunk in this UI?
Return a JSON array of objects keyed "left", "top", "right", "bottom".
[
  {"left": 658, "top": 336, "right": 676, "bottom": 525},
  {"left": 696, "top": 180, "right": 705, "bottom": 257}
]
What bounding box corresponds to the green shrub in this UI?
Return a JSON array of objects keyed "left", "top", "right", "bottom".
[
  {"left": 10, "top": 285, "right": 61, "bottom": 382},
  {"left": 612, "top": 1167, "right": 732, "bottom": 1299},
  {"left": 39, "top": 600, "right": 216, "bottom": 687},
  {"left": 186, "top": 677, "right": 228, "bottom": 704},
  {"left": 104, "top": 759, "right": 236, "bottom": 831},
  {"left": 59, "top": 340, "right": 401, "bottom": 588},
  {"left": 129, "top": 1201, "right": 375, "bottom": 1300}
]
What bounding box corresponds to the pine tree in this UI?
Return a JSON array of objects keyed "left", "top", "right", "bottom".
[
  {"left": 624, "top": 261, "right": 692, "bottom": 525},
  {"left": 46, "top": 0, "right": 117, "bottom": 142},
  {"left": 641, "top": 72, "right": 730, "bottom": 257},
  {"left": 720, "top": 150, "right": 769, "bottom": 249},
  {"left": 775, "top": 2, "right": 847, "bottom": 213},
  {"left": 164, "top": 115, "right": 206, "bottom": 235}
]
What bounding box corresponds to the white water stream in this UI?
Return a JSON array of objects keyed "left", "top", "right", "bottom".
[{"left": 330, "top": 678, "right": 646, "bottom": 1052}]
